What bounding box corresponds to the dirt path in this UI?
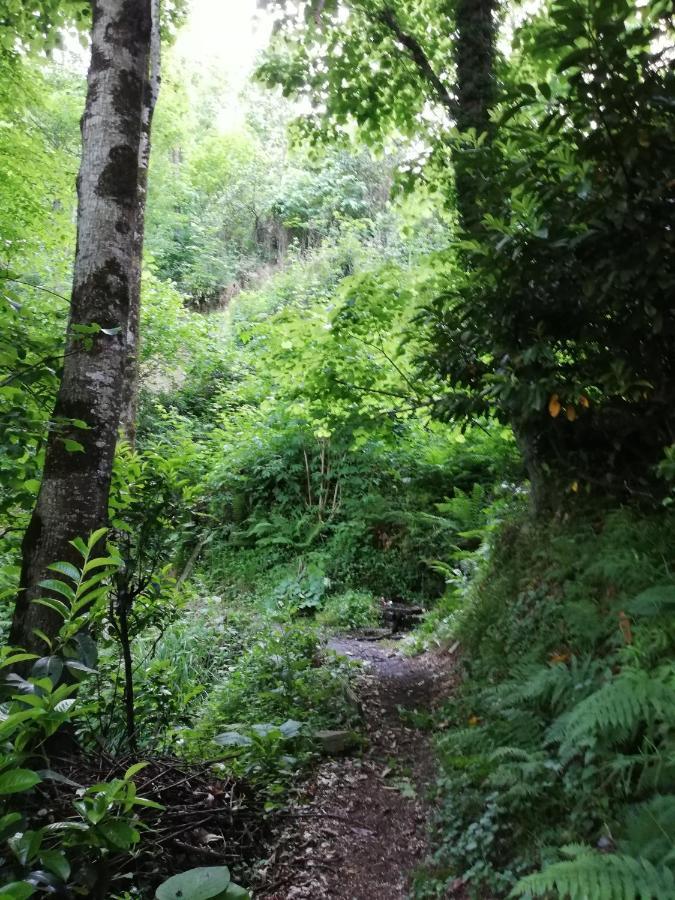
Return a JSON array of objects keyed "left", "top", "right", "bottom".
[{"left": 256, "top": 636, "right": 458, "bottom": 899}]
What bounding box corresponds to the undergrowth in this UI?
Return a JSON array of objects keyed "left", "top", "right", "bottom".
[{"left": 415, "top": 505, "right": 675, "bottom": 899}]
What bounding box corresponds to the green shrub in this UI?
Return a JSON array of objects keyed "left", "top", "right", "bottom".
[
  {"left": 0, "top": 535, "right": 163, "bottom": 897},
  {"left": 180, "top": 624, "right": 359, "bottom": 761},
  {"left": 316, "top": 589, "right": 380, "bottom": 630}
]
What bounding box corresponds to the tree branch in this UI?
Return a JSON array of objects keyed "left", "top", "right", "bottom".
[{"left": 376, "top": 6, "right": 454, "bottom": 114}]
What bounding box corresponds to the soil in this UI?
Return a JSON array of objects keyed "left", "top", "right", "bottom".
[{"left": 255, "top": 636, "right": 460, "bottom": 899}]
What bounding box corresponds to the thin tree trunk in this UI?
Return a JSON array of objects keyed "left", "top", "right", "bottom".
[
  {"left": 10, "top": 0, "right": 152, "bottom": 653},
  {"left": 118, "top": 594, "right": 137, "bottom": 754},
  {"left": 120, "top": 0, "right": 162, "bottom": 446}
]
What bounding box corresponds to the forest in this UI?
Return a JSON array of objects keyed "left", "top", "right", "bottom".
[{"left": 0, "top": 0, "right": 673, "bottom": 898}]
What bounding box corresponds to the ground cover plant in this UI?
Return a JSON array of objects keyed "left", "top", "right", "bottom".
[{"left": 412, "top": 506, "right": 675, "bottom": 898}]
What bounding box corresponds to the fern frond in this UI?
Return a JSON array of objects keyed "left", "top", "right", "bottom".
[
  {"left": 620, "top": 795, "right": 675, "bottom": 865},
  {"left": 511, "top": 851, "right": 675, "bottom": 899},
  {"left": 548, "top": 667, "right": 675, "bottom": 758}
]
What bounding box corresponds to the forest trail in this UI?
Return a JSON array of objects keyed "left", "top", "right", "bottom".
[{"left": 257, "top": 636, "right": 459, "bottom": 899}]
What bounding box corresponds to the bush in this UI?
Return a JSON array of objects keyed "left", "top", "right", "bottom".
[
  {"left": 316, "top": 589, "right": 380, "bottom": 630},
  {"left": 180, "top": 624, "right": 360, "bottom": 761}
]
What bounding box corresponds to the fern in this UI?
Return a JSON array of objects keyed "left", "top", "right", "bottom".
[
  {"left": 626, "top": 586, "right": 675, "bottom": 619},
  {"left": 547, "top": 667, "right": 675, "bottom": 758},
  {"left": 512, "top": 849, "right": 675, "bottom": 899},
  {"left": 489, "top": 655, "right": 603, "bottom": 715},
  {"left": 486, "top": 747, "right": 560, "bottom": 803},
  {"left": 620, "top": 795, "right": 675, "bottom": 865}
]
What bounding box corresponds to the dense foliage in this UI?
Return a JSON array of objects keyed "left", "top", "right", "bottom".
[
  {"left": 411, "top": 505, "right": 675, "bottom": 898},
  {"left": 0, "top": 0, "right": 674, "bottom": 897}
]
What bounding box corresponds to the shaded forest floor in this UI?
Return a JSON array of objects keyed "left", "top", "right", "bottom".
[{"left": 256, "top": 636, "right": 460, "bottom": 899}]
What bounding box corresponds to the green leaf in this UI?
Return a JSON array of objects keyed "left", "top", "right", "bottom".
[
  {"left": 36, "top": 769, "right": 82, "bottom": 789},
  {"left": 155, "top": 867, "right": 232, "bottom": 900},
  {"left": 64, "top": 660, "right": 97, "bottom": 676},
  {"left": 34, "top": 597, "right": 70, "bottom": 619},
  {"left": 124, "top": 761, "right": 149, "bottom": 781},
  {"left": 0, "top": 813, "right": 22, "bottom": 838},
  {"left": 97, "top": 819, "right": 140, "bottom": 850},
  {"left": 31, "top": 655, "right": 63, "bottom": 683},
  {"left": 38, "top": 579, "right": 74, "bottom": 601},
  {"left": 82, "top": 556, "right": 118, "bottom": 574},
  {"left": 8, "top": 830, "right": 42, "bottom": 865},
  {"left": 0, "top": 653, "right": 38, "bottom": 669},
  {"left": 39, "top": 849, "right": 70, "bottom": 881},
  {"left": 74, "top": 632, "right": 98, "bottom": 668},
  {"left": 0, "top": 710, "right": 42, "bottom": 741},
  {"left": 279, "top": 719, "right": 302, "bottom": 738},
  {"left": 557, "top": 46, "right": 591, "bottom": 72},
  {"left": 62, "top": 439, "right": 84, "bottom": 453},
  {"left": 131, "top": 796, "right": 165, "bottom": 810},
  {"left": 47, "top": 561, "right": 81, "bottom": 582},
  {"left": 0, "top": 769, "right": 41, "bottom": 795},
  {"left": 213, "top": 732, "right": 253, "bottom": 747},
  {"left": 626, "top": 585, "right": 675, "bottom": 617},
  {"left": 87, "top": 527, "right": 108, "bottom": 550},
  {"left": 69, "top": 537, "right": 87, "bottom": 556},
  {"left": 32, "top": 629, "right": 53, "bottom": 650},
  {"left": 223, "top": 886, "right": 250, "bottom": 899},
  {"left": 0, "top": 883, "right": 36, "bottom": 900}
]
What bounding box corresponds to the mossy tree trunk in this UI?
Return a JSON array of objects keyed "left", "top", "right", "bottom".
[{"left": 11, "top": 0, "right": 153, "bottom": 653}]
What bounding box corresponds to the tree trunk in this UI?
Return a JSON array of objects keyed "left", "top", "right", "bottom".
[
  {"left": 10, "top": 0, "right": 153, "bottom": 653},
  {"left": 453, "top": 0, "right": 498, "bottom": 233},
  {"left": 120, "top": 0, "right": 162, "bottom": 446}
]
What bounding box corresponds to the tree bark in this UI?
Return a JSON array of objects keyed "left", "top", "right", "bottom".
[
  {"left": 120, "top": 0, "right": 162, "bottom": 446},
  {"left": 453, "top": 0, "right": 498, "bottom": 233},
  {"left": 10, "top": 0, "right": 153, "bottom": 653}
]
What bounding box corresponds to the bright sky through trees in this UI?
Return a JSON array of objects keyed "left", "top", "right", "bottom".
[{"left": 176, "top": 0, "right": 272, "bottom": 127}]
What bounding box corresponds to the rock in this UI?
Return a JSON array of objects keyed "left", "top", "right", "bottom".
[
  {"left": 313, "top": 729, "right": 360, "bottom": 755},
  {"left": 380, "top": 601, "right": 425, "bottom": 633}
]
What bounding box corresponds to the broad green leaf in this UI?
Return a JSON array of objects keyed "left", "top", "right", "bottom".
[
  {"left": 0, "top": 812, "right": 22, "bottom": 838},
  {"left": 0, "top": 768, "right": 41, "bottom": 795},
  {"left": 0, "top": 709, "right": 42, "bottom": 740},
  {"left": 0, "top": 883, "right": 36, "bottom": 900},
  {"left": 64, "top": 660, "right": 97, "bottom": 676},
  {"left": 156, "top": 867, "right": 231, "bottom": 900},
  {"left": 97, "top": 819, "right": 140, "bottom": 849},
  {"left": 39, "top": 849, "right": 70, "bottom": 881},
  {"left": 223, "top": 886, "right": 250, "bottom": 899},
  {"left": 279, "top": 719, "right": 302, "bottom": 738},
  {"left": 0, "top": 653, "right": 38, "bottom": 669},
  {"left": 213, "top": 732, "right": 253, "bottom": 747},
  {"left": 31, "top": 655, "right": 63, "bottom": 683}
]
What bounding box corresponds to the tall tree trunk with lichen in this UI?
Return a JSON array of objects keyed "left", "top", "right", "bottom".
[
  {"left": 120, "top": 0, "right": 161, "bottom": 446},
  {"left": 10, "top": 0, "right": 153, "bottom": 653}
]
